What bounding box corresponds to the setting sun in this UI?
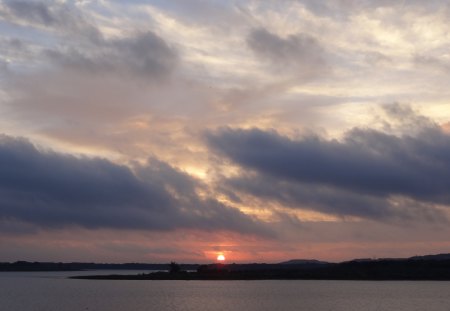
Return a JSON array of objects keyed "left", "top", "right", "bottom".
[{"left": 217, "top": 254, "right": 226, "bottom": 261}]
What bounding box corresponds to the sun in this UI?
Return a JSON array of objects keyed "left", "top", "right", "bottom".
[{"left": 217, "top": 254, "right": 226, "bottom": 261}]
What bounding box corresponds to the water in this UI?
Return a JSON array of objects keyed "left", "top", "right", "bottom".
[{"left": 2, "top": 271, "right": 450, "bottom": 311}]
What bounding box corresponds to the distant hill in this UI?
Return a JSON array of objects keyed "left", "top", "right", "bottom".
[
  {"left": 409, "top": 253, "right": 450, "bottom": 261},
  {"left": 346, "top": 253, "right": 450, "bottom": 263},
  {"left": 278, "top": 259, "right": 329, "bottom": 265}
]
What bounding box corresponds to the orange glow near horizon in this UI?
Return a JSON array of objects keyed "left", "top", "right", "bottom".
[{"left": 217, "top": 254, "right": 225, "bottom": 261}]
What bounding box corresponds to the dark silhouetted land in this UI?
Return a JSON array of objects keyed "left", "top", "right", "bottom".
[
  {"left": 68, "top": 253, "right": 450, "bottom": 281},
  {"left": 4, "top": 253, "right": 450, "bottom": 280}
]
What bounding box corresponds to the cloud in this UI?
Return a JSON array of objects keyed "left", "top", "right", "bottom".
[
  {"left": 295, "top": 0, "right": 445, "bottom": 17},
  {"left": 1, "top": 1, "right": 177, "bottom": 79},
  {"left": 206, "top": 105, "right": 450, "bottom": 221},
  {"left": 2, "top": 1, "right": 58, "bottom": 26},
  {"left": 46, "top": 31, "right": 178, "bottom": 79},
  {"left": 0, "top": 0, "right": 102, "bottom": 41},
  {"left": 223, "top": 174, "right": 443, "bottom": 222},
  {"left": 414, "top": 54, "right": 450, "bottom": 75},
  {"left": 1, "top": 4, "right": 182, "bottom": 154},
  {"left": 0, "top": 134, "right": 271, "bottom": 236},
  {"left": 246, "top": 27, "right": 326, "bottom": 77}
]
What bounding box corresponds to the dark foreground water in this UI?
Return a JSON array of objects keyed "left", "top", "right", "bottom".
[{"left": 2, "top": 271, "right": 450, "bottom": 311}]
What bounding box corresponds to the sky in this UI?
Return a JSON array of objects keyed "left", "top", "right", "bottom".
[{"left": 1, "top": 0, "right": 450, "bottom": 263}]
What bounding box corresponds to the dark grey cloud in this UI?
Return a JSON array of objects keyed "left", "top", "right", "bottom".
[
  {"left": 0, "top": 36, "right": 38, "bottom": 64},
  {"left": 0, "top": 135, "right": 270, "bottom": 236},
  {"left": 3, "top": 1, "right": 56, "bottom": 26},
  {"left": 46, "top": 31, "right": 178, "bottom": 78},
  {"left": 224, "top": 174, "right": 444, "bottom": 222},
  {"left": 0, "top": 0, "right": 102, "bottom": 42},
  {"left": 1, "top": 1, "right": 177, "bottom": 78},
  {"left": 414, "top": 54, "right": 450, "bottom": 75},
  {"left": 247, "top": 27, "right": 326, "bottom": 76},
  {"left": 206, "top": 107, "right": 450, "bottom": 220}
]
